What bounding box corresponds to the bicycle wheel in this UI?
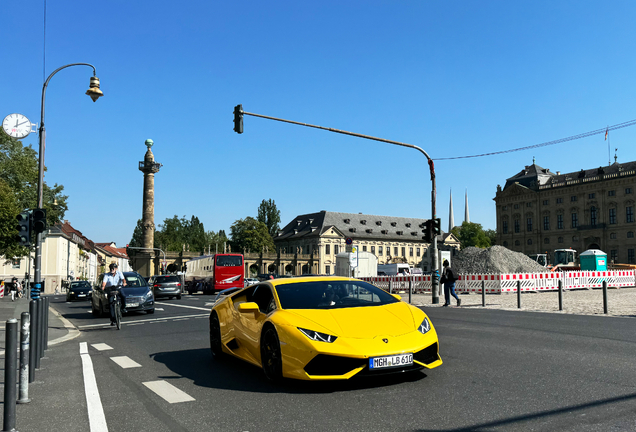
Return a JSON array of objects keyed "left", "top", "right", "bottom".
[{"left": 115, "top": 301, "right": 122, "bottom": 330}]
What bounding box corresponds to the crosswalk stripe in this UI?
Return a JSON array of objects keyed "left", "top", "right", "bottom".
[
  {"left": 77, "top": 313, "right": 208, "bottom": 329},
  {"left": 91, "top": 343, "right": 113, "bottom": 351},
  {"left": 159, "top": 302, "right": 210, "bottom": 312},
  {"left": 143, "top": 380, "right": 195, "bottom": 403},
  {"left": 110, "top": 356, "right": 142, "bottom": 369}
]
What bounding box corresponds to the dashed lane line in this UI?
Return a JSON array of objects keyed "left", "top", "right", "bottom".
[
  {"left": 80, "top": 342, "right": 109, "bottom": 432},
  {"left": 76, "top": 313, "right": 208, "bottom": 329},
  {"left": 143, "top": 380, "right": 195, "bottom": 404},
  {"left": 91, "top": 343, "right": 113, "bottom": 351},
  {"left": 110, "top": 356, "right": 142, "bottom": 368},
  {"left": 156, "top": 302, "right": 211, "bottom": 312}
]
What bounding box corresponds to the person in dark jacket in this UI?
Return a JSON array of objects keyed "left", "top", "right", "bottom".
[{"left": 440, "top": 259, "right": 461, "bottom": 307}]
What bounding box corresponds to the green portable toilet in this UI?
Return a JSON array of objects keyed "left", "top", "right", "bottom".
[{"left": 579, "top": 249, "right": 607, "bottom": 271}]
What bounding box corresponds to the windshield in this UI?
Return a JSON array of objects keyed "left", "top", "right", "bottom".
[
  {"left": 124, "top": 274, "right": 148, "bottom": 287},
  {"left": 216, "top": 255, "right": 242, "bottom": 267},
  {"left": 275, "top": 280, "right": 399, "bottom": 310},
  {"left": 70, "top": 281, "right": 90, "bottom": 288}
]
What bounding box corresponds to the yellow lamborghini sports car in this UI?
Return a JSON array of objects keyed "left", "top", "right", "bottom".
[{"left": 209, "top": 276, "right": 442, "bottom": 381}]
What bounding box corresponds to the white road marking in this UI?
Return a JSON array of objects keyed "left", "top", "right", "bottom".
[
  {"left": 110, "top": 356, "right": 142, "bottom": 368},
  {"left": 91, "top": 343, "right": 113, "bottom": 351},
  {"left": 155, "top": 308, "right": 164, "bottom": 311},
  {"left": 80, "top": 342, "right": 109, "bottom": 431},
  {"left": 143, "top": 380, "right": 195, "bottom": 403},
  {"left": 172, "top": 318, "right": 189, "bottom": 321},
  {"left": 76, "top": 313, "right": 208, "bottom": 329},
  {"left": 159, "top": 302, "right": 211, "bottom": 312}
]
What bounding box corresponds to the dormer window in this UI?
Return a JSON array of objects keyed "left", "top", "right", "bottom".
[
  {"left": 349, "top": 228, "right": 356, "bottom": 233},
  {"left": 296, "top": 220, "right": 301, "bottom": 226},
  {"left": 376, "top": 221, "right": 382, "bottom": 225},
  {"left": 366, "top": 229, "right": 373, "bottom": 233},
  {"left": 344, "top": 219, "right": 350, "bottom": 224},
  {"left": 396, "top": 231, "right": 403, "bottom": 235},
  {"left": 411, "top": 232, "right": 418, "bottom": 236},
  {"left": 360, "top": 220, "right": 367, "bottom": 225},
  {"left": 294, "top": 229, "right": 298, "bottom": 234},
  {"left": 405, "top": 223, "right": 411, "bottom": 227},
  {"left": 391, "top": 222, "right": 397, "bottom": 227},
  {"left": 381, "top": 230, "right": 388, "bottom": 234}
]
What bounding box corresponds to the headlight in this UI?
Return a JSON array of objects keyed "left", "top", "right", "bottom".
[
  {"left": 144, "top": 291, "right": 154, "bottom": 301},
  {"left": 418, "top": 317, "right": 431, "bottom": 335},
  {"left": 298, "top": 327, "right": 338, "bottom": 343}
]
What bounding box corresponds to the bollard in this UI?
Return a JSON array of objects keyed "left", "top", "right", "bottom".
[
  {"left": 3, "top": 319, "right": 18, "bottom": 432},
  {"left": 18, "top": 312, "right": 30, "bottom": 404},
  {"left": 603, "top": 280, "right": 608, "bottom": 314},
  {"left": 29, "top": 300, "right": 38, "bottom": 382},
  {"left": 408, "top": 279, "right": 412, "bottom": 304},
  {"left": 38, "top": 298, "right": 45, "bottom": 360},
  {"left": 558, "top": 280, "right": 563, "bottom": 311},
  {"left": 481, "top": 280, "right": 485, "bottom": 307},
  {"left": 388, "top": 280, "right": 393, "bottom": 294},
  {"left": 517, "top": 280, "right": 521, "bottom": 309},
  {"left": 44, "top": 296, "right": 49, "bottom": 351}
]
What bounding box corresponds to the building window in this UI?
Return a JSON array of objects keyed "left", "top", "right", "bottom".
[
  {"left": 609, "top": 208, "right": 617, "bottom": 224},
  {"left": 334, "top": 245, "right": 339, "bottom": 255},
  {"left": 610, "top": 250, "right": 617, "bottom": 263},
  {"left": 325, "top": 244, "right": 330, "bottom": 255},
  {"left": 394, "top": 247, "right": 398, "bottom": 256},
  {"left": 556, "top": 198, "right": 563, "bottom": 204},
  {"left": 626, "top": 188, "right": 633, "bottom": 194},
  {"left": 527, "top": 239, "right": 532, "bottom": 245},
  {"left": 12, "top": 258, "right": 20, "bottom": 269},
  {"left": 543, "top": 200, "right": 549, "bottom": 205},
  {"left": 571, "top": 195, "right": 577, "bottom": 202},
  {"left": 514, "top": 204, "right": 519, "bottom": 209},
  {"left": 590, "top": 206, "right": 597, "bottom": 226},
  {"left": 572, "top": 212, "right": 578, "bottom": 228},
  {"left": 502, "top": 205, "right": 508, "bottom": 211},
  {"left": 401, "top": 247, "right": 405, "bottom": 257},
  {"left": 416, "top": 248, "right": 420, "bottom": 256},
  {"left": 573, "top": 235, "right": 579, "bottom": 241},
  {"left": 423, "top": 249, "right": 428, "bottom": 257},
  {"left": 544, "top": 237, "right": 550, "bottom": 244},
  {"left": 514, "top": 220, "right": 520, "bottom": 233},
  {"left": 371, "top": 246, "right": 375, "bottom": 255},
  {"left": 515, "top": 240, "right": 520, "bottom": 246},
  {"left": 378, "top": 246, "right": 382, "bottom": 255},
  {"left": 608, "top": 190, "right": 615, "bottom": 196},
  {"left": 627, "top": 207, "right": 634, "bottom": 223},
  {"left": 363, "top": 246, "right": 367, "bottom": 252},
  {"left": 527, "top": 217, "right": 532, "bottom": 232},
  {"left": 543, "top": 216, "right": 550, "bottom": 230},
  {"left": 527, "top": 202, "right": 532, "bottom": 208},
  {"left": 325, "top": 265, "right": 330, "bottom": 274},
  {"left": 557, "top": 214, "right": 564, "bottom": 229},
  {"left": 503, "top": 241, "right": 508, "bottom": 247},
  {"left": 503, "top": 220, "right": 508, "bottom": 234},
  {"left": 409, "top": 247, "right": 413, "bottom": 257},
  {"left": 610, "top": 232, "right": 617, "bottom": 239},
  {"left": 628, "top": 231, "right": 634, "bottom": 238},
  {"left": 629, "top": 249, "right": 635, "bottom": 264},
  {"left": 588, "top": 193, "right": 595, "bottom": 199},
  {"left": 558, "top": 236, "right": 564, "bottom": 243}
]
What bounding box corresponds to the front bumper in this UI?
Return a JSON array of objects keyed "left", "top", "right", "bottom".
[
  {"left": 122, "top": 296, "right": 154, "bottom": 312},
  {"left": 67, "top": 292, "right": 92, "bottom": 300}
]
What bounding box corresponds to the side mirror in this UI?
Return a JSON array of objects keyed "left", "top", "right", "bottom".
[
  {"left": 392, "top": 294, "right": 402, "bottom": 301},
  {"left": 238, "top": 302, "right": 259, "bottom": 313}
]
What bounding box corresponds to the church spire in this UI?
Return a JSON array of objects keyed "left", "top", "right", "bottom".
[
  {"left": 464, "top": 189, "right": 470, "bottom": 223},
  {"left": 449, "top": 189, "right": 455, "bottom": 232}
]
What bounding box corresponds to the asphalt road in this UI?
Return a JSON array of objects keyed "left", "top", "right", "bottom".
[{"left": 41, "top": 295, "right": 636, "bottom": 432}]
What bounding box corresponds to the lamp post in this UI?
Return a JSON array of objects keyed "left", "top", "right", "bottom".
[{"left": 33, "top": 63, "right": 103, "bottom": 298}]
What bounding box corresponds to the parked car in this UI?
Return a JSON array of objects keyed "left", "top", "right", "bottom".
[
  {"left": 148, "top": 275, "right": 182, "bottom": 300},
  {"left": 91, "top": 272, "right": 155, "bottom": 316},
  {"left": 67, "top": 281, "right": 92, "bottom": 301},
  {"left": 244, "top": 277, "right": 259, "bottom": 287}
]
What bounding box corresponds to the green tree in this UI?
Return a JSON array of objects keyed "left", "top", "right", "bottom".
[
  {"left": 257, "top": 199, "right": 281, "bottom": 238},
  {"left": 230, "top": 217, "right": 275, "bottom": 253},
  {"left": 484, "top": 229, "right": 497, "bottom": 247},
  {"left": 451, "top": 221, "right": 491, "bottom": 249},
  {"left": 153, "top": 215, "right": 222, "bottom": 254},
  {"left": 0, "top": 179, "right": 25, "bottom": 259}
]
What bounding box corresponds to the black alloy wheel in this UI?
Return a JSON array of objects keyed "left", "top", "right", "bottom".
[
  {"left": 260, "top": 326, "right": 283, "bottom": 382},
  {"left": 210, "top": 313, "right": 224, "bottom": 359}
]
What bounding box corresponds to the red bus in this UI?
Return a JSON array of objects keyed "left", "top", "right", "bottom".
[{"left": 185, "top": 253, "right": 244, "bottom": 294}]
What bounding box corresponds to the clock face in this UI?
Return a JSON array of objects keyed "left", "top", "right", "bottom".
[{"left": 2, "top": 113, "right": 32, "bottom": 139}]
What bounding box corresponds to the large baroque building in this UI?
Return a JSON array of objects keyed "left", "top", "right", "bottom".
[
  {"left": 494, "top": 161, "right": 636, "bottom": 264},
  {"left": 273, "top": 211, "right": 459, "bottom": 275}
]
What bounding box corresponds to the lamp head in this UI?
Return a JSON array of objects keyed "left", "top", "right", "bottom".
[{"left": 86, "top": 76, "right": 104, "bottom": 102}]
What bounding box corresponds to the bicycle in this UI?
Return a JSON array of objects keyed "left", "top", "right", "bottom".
[{"left": 110, "top": 288, "right": 123, "bottom": 330}]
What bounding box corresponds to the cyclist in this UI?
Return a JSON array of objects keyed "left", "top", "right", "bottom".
[{"left": 101, "top": 263, "right": 127, "bottom": 326}]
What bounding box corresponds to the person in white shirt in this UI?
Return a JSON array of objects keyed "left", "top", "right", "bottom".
[{"left": 101, "top": 263, "right": 128, "bottom": 325}]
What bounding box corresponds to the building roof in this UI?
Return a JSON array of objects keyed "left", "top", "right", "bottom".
[{"left": 276, "top": 210, "right": 442, "bottom": 243}]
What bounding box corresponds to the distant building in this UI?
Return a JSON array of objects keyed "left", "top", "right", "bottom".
[{"left": 494, "top": 161, "right": 636, "bottom": 264}]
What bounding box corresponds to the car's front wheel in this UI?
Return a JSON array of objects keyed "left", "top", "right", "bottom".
[
  {"left": 146, "top": 309, "right": 155, "bottom": 314},
  {"left": 260, "top": 326, "right": 283, "bottom": 382},
  {"left": 210, "top": 313, "right": 224, "bottom": 360},
  {"left": 91, "top": 300, "right": 99, "bottom": 317}
]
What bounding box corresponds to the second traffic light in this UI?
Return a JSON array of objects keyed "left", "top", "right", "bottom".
[
  {"left": 33, "top": 208, "right": 47, "bottom": 234},
  {"left": 16, "top": 211, "right": 31, "bottom": 247},
  {"left": 233, "top": 104, "right": 243, "bottom": 134},
  {"left": 432, "top": 218, "right": 441, "bottom": 236}
]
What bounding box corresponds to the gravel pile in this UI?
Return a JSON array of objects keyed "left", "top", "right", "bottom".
[{"left": 452, "top": 245, "right": 549, "bottom": 274}]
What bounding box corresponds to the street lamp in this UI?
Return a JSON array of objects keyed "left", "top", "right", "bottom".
[{"left": 33, "top": 63, "right": 103, "bottom": 299}]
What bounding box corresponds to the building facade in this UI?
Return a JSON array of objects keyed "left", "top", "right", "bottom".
[
  {"left": 494, "top": 161, "right": 636, "bottom": 264},
  {"left": 273, "top": 211, "right": 460, "bottom": 275}
]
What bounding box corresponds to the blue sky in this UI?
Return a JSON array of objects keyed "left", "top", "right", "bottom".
[{"left": 3, "top": 1, "right": 636, "bottom": 248}]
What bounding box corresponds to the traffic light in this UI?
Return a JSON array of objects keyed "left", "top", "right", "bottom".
[
  {"left": 16, "top": 211, "right": 31, "bottom": 247},
  {"left": 233, "top": 104, "right": 243, "bottom": 134},
  {"left": 422, "top": 219, "right": 433, "bottom": 243},
  {"left": 33, "top": 208, "right": 47, "bottom": 234},
  {"left": 432, "top": 218, "right": 441, "bottom": 237}
]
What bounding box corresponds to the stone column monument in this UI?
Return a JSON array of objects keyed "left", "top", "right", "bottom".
[{"left": 136, "top": 139, "right": 162, "bottom": 277}]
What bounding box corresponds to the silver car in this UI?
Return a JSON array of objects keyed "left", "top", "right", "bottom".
[{"left": 149, "top": 275, "right": 183, "bottom": 300}]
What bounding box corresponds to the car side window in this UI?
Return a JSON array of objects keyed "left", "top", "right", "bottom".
[{"left": 252, "top": 285, "right": 275, "bottom": 314}]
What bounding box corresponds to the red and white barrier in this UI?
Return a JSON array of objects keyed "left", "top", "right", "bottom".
[{"left": 360, "top": 270, "right": 636, "bottom": 294}]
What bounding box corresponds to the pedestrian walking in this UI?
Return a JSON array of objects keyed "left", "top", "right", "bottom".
[
  {"left": 10, "top": 277, "right": 20, "bottom": 301},
  {"left": 440, "top": 259, "right": 461, "bottom": 307}
]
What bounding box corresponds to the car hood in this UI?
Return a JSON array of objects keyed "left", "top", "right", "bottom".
[
  {"left": 120, "top": 287, "right": 150, "bottom": 297},
  {"left": 284, "top": 302, "right": 417, "bottom": 338}
]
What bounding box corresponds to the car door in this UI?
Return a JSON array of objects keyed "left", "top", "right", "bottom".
[
  {"left": 235, "top": 284, "right": 276, "bottom": 363},
  {"left": 93, "top": 274, "right": 106, "bottom": 311}
]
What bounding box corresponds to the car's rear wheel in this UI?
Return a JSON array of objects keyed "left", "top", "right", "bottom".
[
  {"left": 261, "top": 326, "right": 283, "bottom": 382},
  {"left": 210, "top": 313, "right": 224, "bottom": 359},
  {"left": 146, "top": 309, "right": 155, "bottom": 314},
  {"left": 176, "top": 294, "right": 181, "bottom": 300}
]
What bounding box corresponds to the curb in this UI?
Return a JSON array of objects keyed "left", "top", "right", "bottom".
[{"left": 48, "top": 306, "right": 81, "bottom": 346}]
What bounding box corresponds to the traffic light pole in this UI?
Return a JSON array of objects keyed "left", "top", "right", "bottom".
[{"left": 235, "top": 107, "right": 440, "bottom": 304}]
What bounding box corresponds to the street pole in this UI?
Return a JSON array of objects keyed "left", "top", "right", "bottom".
[
  {"left": 34, "top": 63, "right": 103, "bottom": 299},
  {"left": 235, "top": 107, "right": 439, "bottom": 304}
]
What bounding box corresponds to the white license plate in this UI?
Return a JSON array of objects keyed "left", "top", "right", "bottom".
[
  {"left": 369, "top": 353, "right": 413, "bottom": 369},
  {"left": 78, "top": 294, "right": 86, "bottom": 297},
  {"left": 127, "top": 302, "right": 139, "bottom": 308}
]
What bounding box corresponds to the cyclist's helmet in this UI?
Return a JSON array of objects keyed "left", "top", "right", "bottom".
[{"left": 109, "top": 263, "right": 118, "bottom": 270}]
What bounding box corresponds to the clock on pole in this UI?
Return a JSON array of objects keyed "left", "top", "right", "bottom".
[{"left": 2, "top": 113, "right": 32, "bottom": 139}]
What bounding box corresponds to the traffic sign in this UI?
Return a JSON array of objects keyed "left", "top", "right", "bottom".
[{"left": 345, "top": 238, "right": 353, "bottom": 245}]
